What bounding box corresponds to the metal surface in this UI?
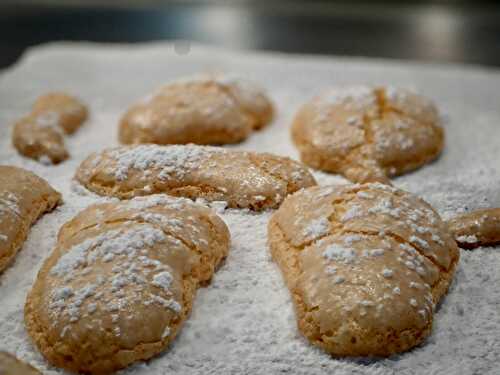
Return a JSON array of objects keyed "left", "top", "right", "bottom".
[{"left": 1, "top": 1, "right": 500, "bottom": 69}]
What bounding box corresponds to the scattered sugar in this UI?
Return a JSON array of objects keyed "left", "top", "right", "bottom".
[
  {"left": 303, "top": 217, "right": 330, "bottom": 239},
  {"left": 152, "top": 271, "right": 174, "bottom": 292},
  {"left": 343, "top": 234, "right": 363, "bottom": 245},
  {"left": 322, "top": 244, "right": 356, "bottom": 263},
  {"left": 382, "top": 268, "right": 394, "bottom": 278},
  {"left": 0, "top": 192, "right": 20, "bottom": 216},
  {"left": 333, "top": 276, "right": 345, "bottom": 284},
  {"left": 341, "top": 204, "right": 363, "bottom": 222}
]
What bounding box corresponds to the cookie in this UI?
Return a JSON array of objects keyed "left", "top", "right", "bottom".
[
  {"left": 12, "top": 116, "right": 69, "bottom": 164},
  {"left": 118, "top": 74, "right": 273, "bottom": 145},
  {"left": 0, "top": 352, "right": 41, "bottom": 375},
  {"left": 291, "top": 86, "right": 444, "bottom": 183},
  {"left": 75, "top": 144, "right": 316, "bottom": 210},
  {"left": 12, "top": 93, "right": 88, "bottom": 164},
  {"left": 25, "top": 194, "right": 230, "bottom": 374},
  {"left": 447, "top": 208, "right": 500, "bottom": 249},
  {"left": 0, "top": 166, "right": 61, "bottom": 274},
  {"left": 268, "top": 182, "right": 459, "bottom": 356}
]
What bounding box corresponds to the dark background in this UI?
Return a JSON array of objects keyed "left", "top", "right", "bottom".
[{"left": 1, "top": 0, "right": 500, "bottom": 69}]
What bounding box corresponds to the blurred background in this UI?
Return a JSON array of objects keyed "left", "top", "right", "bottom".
[{"left": 1, "top": 0, "right": 500, "bottom": 69}]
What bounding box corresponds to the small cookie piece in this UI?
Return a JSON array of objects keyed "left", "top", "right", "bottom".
[
  {"left": 291, "top": 86, "right": 444, "bottom": 183},
  {"left": 119, "top": 74, "right": 273, "bottom": 145},
  {"left": 12, "top": 93, "right": 88, "bottom": 164},
  {"left": 0, "top": 352, "right": 41, "bottom": 375},
  {"left": 0, "top": 166, "right": 61, "bottom": 273},
  {"left": 268, "top": 183, "right": 459, "bottom": 356},
  {"left": 75, "top": 144, "right": 316, "bottom": 210},
  {"left": 447, "top": 208, "right": 500, "bottom": 249},
  {"left": 12, "top": 116, "right": 69, "bottom": 164},
  {"left": 25, "top": 194, "right": 230, "bottom": 374}
]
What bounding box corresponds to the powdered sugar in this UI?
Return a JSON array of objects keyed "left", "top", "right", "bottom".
[
  {"left": 0, "top": 42, "right": 499, "bottom": 375},
  {"left": 108, "top": 144, "right": 218, "bottom": 181},
  {"left": 322, "top": 243, "right": 356, "bottom": 263}
]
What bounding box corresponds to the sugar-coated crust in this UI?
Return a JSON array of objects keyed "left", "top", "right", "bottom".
[
  {"left": 12, "top": 92, "right": 88, "bottom": 164},
  {"left": 291, "top": 86, "right": 444, "bottom": 183},
  {"left": 0, "top": 351, "right": 41, "bottom": 375},
  {"left": 118, "top": 74, "right": 273, "bottom": 145},
  {"left": 268, "top": 183, "right": 459, "bottom": 357},
  {"left": 447, "top": 208, "right": 500, "bottom": 249},
  {"left": 74, "top": 144, "right": 316, "bottom": 210},
  {"left": 25, "top": 195, "right": 230, "bottom": 374},
  {"left": 0, "top": 166, "right": 61, "bottom": 274}
]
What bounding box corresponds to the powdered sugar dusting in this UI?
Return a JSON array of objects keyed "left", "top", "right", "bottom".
[
  {"left": 48, "top": 223, "right": 181, "bottom": 325},
  {"left": 107, "top": 145, "right": 219, "bottom": 181},
  {"left": 0, "top": 42, "right": 499, "bottom": 374}
]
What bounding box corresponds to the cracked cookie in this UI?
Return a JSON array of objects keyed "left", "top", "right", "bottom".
[
  {"left": 0, "top": 352, "right": 41, "bottom": 375},
  {"left": 25, "top": 194, "right": 230, "bottom": 374},
  {"left": 74, "top": 144, "right": 316, "bottom": 210},
  {"left": 0, "top": 166, "right": 61, "bottom": 274},
  {"left": 268, "top": 183, "right": 459, "bottom": 356},
  {"left": 118, "top": 74, "right": 273, "bottom": 145},
  {"left": 291, "top": 86, "right": 444, "bottom": 183},
  {"left": 12, "top": 93, "right": 88, "bottom": 164}
]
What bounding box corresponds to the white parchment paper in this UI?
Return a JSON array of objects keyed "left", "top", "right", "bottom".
[{"left": 0, "top": 42, "right": 499, "bottom": 375}]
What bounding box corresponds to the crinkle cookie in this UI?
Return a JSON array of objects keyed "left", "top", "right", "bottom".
[
  {"left": 0, "top": 352, "right": 41, "bottom": 375},
  {"left": 291, "top": 86, "right": 444, "bottom": 183},
  {"left": 12, "top": 93, "right": 88, "bottom": 164},
  {"left": 268, "top": 183, "right": 459, "bottom": 356},
  {"left": 75, "top": 144, "right": 316, "bottom": 210},
  {"left": 118, "top": 74, "right": 273, "bottom": 145},
  {"left": 25, "top": 194, "right": 230, "bottom": 374},
  {"left": 447, "top": 208, "right": 500, "bottom": 249},
  {"left": 0, "top": 166, "right": 61, "bottom": 273}
]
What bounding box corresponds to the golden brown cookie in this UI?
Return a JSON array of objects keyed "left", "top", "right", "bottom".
[
  {"left": 0, "top": 166, "right": 61, "bottom": 274},
  {"left": 291, "top": 86, "right": 444, "bottom": 183},
  {"left": 12, "top": 93, "right": 88, "bottom": 164},
  {"left": 25, "top": 194, "right": 230, "bottom": 374},
  {"left": 118, "top": 74, "right": 273, "bottom": 145},
  {"left": 447, "top": 208, "right": 500, "bottom": 249},
  {"left": 74, "top": 144, "right": 316, "bottom": 210},
  {"left": 268, "top": 182, "right": 459, "bottom": 357},
  {"left": 0, "top": 352, "right": 41, "bottom": 375},
  {"left": 12, "top": 116, "right": 69, "bottom": 164}
]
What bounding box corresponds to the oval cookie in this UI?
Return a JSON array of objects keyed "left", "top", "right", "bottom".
[
  {"left": 268, "top": 183, "right": 459, "bottom": 356},
  {"left": 118, "top": 74, "right": 273, "bottom": 145},
  {"left": 291, "top": 86, "right": 444, "bottom": 183},
  {"left": 0, "top": 352, "right": 41, "bottom": 375},
  {"left": 12, "top": 116, "right": 69, "bottom": 164},
  {"left": 12, "top": 93, "right": 88, "bottom": 164},
  {"left": 25, "top": 194, "right": 230, "bottom": 374},
  {"left": 75, "top": 144, "right": 316, "bottom": 210},
  {"left": 0, "top": 166, "right": 61, "bottom": 273}
]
